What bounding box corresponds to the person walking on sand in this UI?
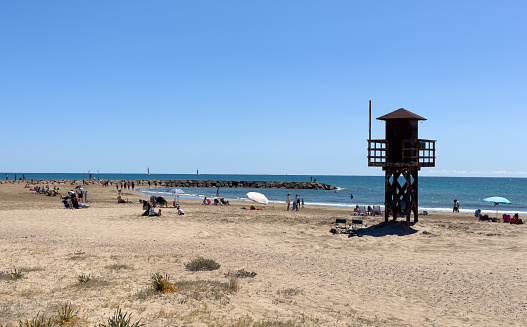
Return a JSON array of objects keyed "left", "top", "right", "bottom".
[
  {"left": 453, "top": 199, "right": 460, "bottom": 213},
  {"left": 286, "top": 193, "right": 291, "bottom": 211}
]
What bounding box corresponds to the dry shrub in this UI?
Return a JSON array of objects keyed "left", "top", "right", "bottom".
[{"left": 184, "top": 257, "right": 220, "bottom": 271}]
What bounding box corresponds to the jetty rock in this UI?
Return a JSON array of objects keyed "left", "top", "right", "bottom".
[{"left": 156, "top": 180, "right": 337, "bottom": 190}]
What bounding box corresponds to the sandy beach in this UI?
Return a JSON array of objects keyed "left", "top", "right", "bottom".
[{"left": 1, "top": 181, "right": 526, "bottom": 326}]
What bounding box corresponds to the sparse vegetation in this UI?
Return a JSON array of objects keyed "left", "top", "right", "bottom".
[
  {"left": 97, "top": 308, "right": 144, "bottom": 327},
  {"left": 173, "top": 280, "right": 232, "bottom": 301},
  {"left": 10, "top": 266, "right": 23, "bottom": 280},
  {"left": 151, "top": 272, "right": 177, "bottom": 292},
  {"left": 68, "top": 251, "right": 86, "bottom": 261},
  {"left": 0, "top": 266, "right": 25, "bottom": 281},
  {"left": 225, "top": 269, "right": 257, "bottom": 278},
  {"left": 105, "top": 264, "right": 131, "bottom": 271},
  {"left": 76, "top": 274, "right": 91, "bottom": 284},
  {"left": 185, "top": 257, "right": 220, "bottom": 271},
  {"left": 55, "top": 302, "right": 77, "bottom": 324},
  {"left": 231, "top": 316, "right": 299, "bottom": 327},
  {"left": 19, "top": 313, "right": 55, "bottom": 327},
  {"left": 276, "top": 288, "right": 304, "bottom": 297}
]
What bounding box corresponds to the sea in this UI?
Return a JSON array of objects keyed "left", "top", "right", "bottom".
[{"left": 8, "top": 173, "right": 527, "bottom": 215}]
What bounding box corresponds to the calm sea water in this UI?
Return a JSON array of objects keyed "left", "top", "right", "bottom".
[{"left": 8, "top": 173, "right": 527, "bottom": 215}]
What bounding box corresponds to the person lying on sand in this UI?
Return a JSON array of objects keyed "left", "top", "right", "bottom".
[{"left": 241, "top": 206, "right": 261, "bottom": 210}]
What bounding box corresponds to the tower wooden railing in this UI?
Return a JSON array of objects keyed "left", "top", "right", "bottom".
[
  {"left": 367, "top": 139, "right": 388, "bottom": 166},
  {"left": 368, "top": 139, "right": 436, "bottom": 168}
]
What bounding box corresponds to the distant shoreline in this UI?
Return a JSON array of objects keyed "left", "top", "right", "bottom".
[{"left": 5, "top": 175, "right": 527, "bottom": 215}]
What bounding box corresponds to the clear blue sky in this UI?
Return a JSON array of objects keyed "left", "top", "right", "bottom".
[{"left": 1, "top": 1, "right": 526, "bottom": 177}]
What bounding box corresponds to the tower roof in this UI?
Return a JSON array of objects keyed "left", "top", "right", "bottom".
[{"left": 377, "top": 108, "right": 426, "bottom": 121}]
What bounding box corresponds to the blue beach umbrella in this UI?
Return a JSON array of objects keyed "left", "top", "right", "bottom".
[
  {"left": 483, "top": 196, "right": 511, "bottom": 216},
  {"left": 483, "top": 196, "right": 511, "bottom": 205}
]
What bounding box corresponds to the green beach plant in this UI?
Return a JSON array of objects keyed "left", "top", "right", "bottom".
[
  {"left": 185, "top": 257, "right": 220, "bottom": 271},
  {"left": 55, "top": 302, "right": 77, "bottom": 324},
  {"left": 97, "top": 308, "right": 144, "bottom": 327},
  {"left": 76, "top": 274, "right": 91, "bottom": 284},
  {"left": 151, "top": 272, "right": 177, "bottom": 292},
  {"left": 19, "top": 313, "right": 55, "bottom": 327},
  {"left": 10, "top": 266, "right": 23, "bottom": 280}
]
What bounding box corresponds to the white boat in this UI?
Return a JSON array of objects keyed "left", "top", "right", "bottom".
[{"left": 147, "top": 167, "right": 150, "bottom": 176}]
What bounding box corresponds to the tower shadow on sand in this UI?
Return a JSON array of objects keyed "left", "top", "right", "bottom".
[{"left": 350, "top": 220, "right": 418, "bottom": 238}]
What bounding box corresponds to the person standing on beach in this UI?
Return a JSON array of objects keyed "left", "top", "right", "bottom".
[
  {"left": 132, "top": 181, "right": 135, "bottom": 191},
  {"left": 295, "top": 194, "right": 300, "bottom": 211},
  {"left": 453, "top": 199, "right": 460, "bottom": 213},
  {"left": 216, "top": 187, "right": 220, "bottom": 197},
  {"left": 76, "top": 186, "right": 84, "bottom": 203},
  {"left": 286, "top": 193, "right": 291, "bottom": 211}
]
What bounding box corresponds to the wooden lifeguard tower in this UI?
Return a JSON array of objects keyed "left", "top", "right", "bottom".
[{"left": 368, "top": 105, "right": 436, "bottom": 224}]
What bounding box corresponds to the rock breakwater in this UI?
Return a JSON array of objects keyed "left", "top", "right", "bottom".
[{"left": 158, "top": 180, "right": 337, "bottom": 190}]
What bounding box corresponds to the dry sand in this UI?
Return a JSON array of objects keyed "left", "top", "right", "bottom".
[{"left": 0, "top": 181, "right": 526, "bottom": 326}]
